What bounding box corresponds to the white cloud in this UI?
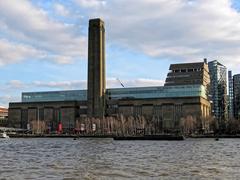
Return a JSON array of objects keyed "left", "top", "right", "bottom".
[
  {"left": 0, "top": 78, "right": 164, "bottom": 106},
  {"left": 23, "top": 78, "right": 164, "bottom": 90},
  {"left": 75, "top": 0, "right": 106, "bottom": 8},
  {"left": 107, "top": 78, "right": 164, "bottom": 88},
  {"left": 77, "top": 0, "right": 240, "bottom": 70},
  {"left": 1, "top": 0, "right": 239, "bottom": 71},
  {"left": 0, "top": 80, "right": 27, "bottom": 94},
  {"left": 7, "top": 80, "right": 26, "bottom": 89},
  {"left": 0, "top": 39, "right": 46, "bottom": 65},
  {"left": 50, "top": 55, "right": 74, "bottom": 64},
  {"left": 32, "top": 80, "right": 87, "bottom": 90},
  {"left": 54, "top": 3, "right": 69, "bottom": 16},
  {"left": 0, "top": 0, "right": 87, "bottom": 65},
  {"left": 0, "top": 95, "right": 20, "bottom": 107}
]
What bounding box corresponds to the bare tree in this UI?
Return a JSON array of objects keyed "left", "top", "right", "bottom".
[
  {"left": 30, "top": 120, "right": 47, "bottom": 134},
  {"left": 180, "top": 115, "right": 197, "bottom": 135}
]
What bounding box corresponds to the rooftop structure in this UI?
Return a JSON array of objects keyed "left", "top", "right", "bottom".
[{"left": 165, "top": 61, "right": 210, "bottom": 88}]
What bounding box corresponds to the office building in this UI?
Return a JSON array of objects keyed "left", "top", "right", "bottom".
[
  {"left": 228, "top": 71, "right": 234, "bottom": 119},
  {"left": 233, "top": 74, "right": 240, "bottom": 119},
  {"left": 208, "top": 60, "right": 227, "bottom": 122}
]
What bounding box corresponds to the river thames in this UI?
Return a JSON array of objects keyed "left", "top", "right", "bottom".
[{"left": 0, "top": 138, "right": 240, "bottom": 179}]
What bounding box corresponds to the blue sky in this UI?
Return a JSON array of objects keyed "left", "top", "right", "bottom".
[{"left": 0, "top": 0, "right": 240, "bottom": 107}]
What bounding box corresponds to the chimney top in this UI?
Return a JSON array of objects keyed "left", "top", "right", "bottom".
[{"left": 204, "top": 58, "right": 207, "bottom": 64}]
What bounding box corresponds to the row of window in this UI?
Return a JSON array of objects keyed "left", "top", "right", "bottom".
[{"left": 171, "top": 68, "right": 203, "bottom": 73}]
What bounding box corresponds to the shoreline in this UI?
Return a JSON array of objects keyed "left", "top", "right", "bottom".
[
  {"left": 7, "top": 134, "right": 240, "bottom": 139},
  {"left": 189, "top": 135, "right": 240, "bottom": 138},
  {"left": 8, "top": 134, "right": 113, "bottom": 138}
]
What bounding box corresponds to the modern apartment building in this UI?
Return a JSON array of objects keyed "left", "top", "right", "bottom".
[
  {"left": 228, "top": 71, "right": 234, "bottom": 119},
  {"left": 208, "top": 60, "right": 227, "bottom": 122},
  {"left": 233, "top": 74, "right": 240, "bottom": 119}
]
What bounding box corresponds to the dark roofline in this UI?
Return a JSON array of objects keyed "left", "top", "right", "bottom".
[
  {"left": 9, "top": 100, "right": 87, "bottom": 106},
  {"left": 169, "top": 62, "right": 205, "bottom": 70},
  {"left": 107, "top": 84, "right": 203, "bottom": 91},
  {"left": 170, "top": 61, "right": 204, "bottom": 66},
  {"left": 233, "top": 74, "right": 240, "bottom": 78}
]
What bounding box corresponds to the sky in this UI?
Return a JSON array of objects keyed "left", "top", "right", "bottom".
[{"left": 0, "top": 0, "right": 240, "bottom": 107}]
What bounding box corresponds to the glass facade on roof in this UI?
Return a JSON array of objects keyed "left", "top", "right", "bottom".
[
  {"left": 22, "top": 90, "right": 87, "bottom": 102},
  {"left": 106, "top": 85, "right": 207, "bottom": 100},
  {"left": 22, "top": 85, "right": 207, "bottom": 103}
]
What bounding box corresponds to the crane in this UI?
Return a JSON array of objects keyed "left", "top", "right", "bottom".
[{"left": 116, "top": 78, "right": 125, "bottom": 88}]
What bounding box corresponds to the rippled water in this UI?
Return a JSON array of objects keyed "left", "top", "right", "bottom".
[{"left": 1, "top": 138, "right": 240, "bottom": 179}]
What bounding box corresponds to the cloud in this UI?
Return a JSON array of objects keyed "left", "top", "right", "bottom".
[
  {"left": 0, "top": 0, "right": 87, "bottom": 65},
  {"left": 0, "top": 39, "right": 46, "bottom": 65},
  {"left": 0, "top": 80, "right": 27, "bottom": 95},
  {"left": 17, "top": 78, "right": 164, "bottom": 90},
  {"left": 1, "top": 0, "right": 239, "bottom": 71},
  {"left": 32, "top": 80, "right": 87, "bottom": 90},
  {"left": 0, "top": 78, "right": 165, "bottom": 107},
  {"left": 0, "top": 95, "right": 20, "bottom": 107},
  {"left": 107, "top": 78, "right": 165, "bottom": 88},
  {"left": 50, "top": 55, "right": 74, "bottom": 64},
  {"left": 6, "top": 80, "right": 26, "bottom": 89},
  {"left": 54, "top": 3, "right": 69, "bottom": 16},
  {"left": 76, "top": 0, "right": 240, "bottom": 70},
  {"left": 74, "top": 0, "right": 106, "bottom": 8},
  {"left": 33, "top": 78, "right": 164, "bottom": 89}
]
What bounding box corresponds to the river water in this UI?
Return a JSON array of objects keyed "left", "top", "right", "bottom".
[{"left": 0, "top": 138, "right": 240, "bottom": 180}]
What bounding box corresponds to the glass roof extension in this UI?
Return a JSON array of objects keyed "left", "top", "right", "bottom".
[
  {"left": 22, "top": 85, "right": 207, "bottom": 103},
  {"left": 107, "top": 85, "right": 207, "bottom": 100},
  {"left": 22, "top": 90, "right": 87, "bottom": 102}
]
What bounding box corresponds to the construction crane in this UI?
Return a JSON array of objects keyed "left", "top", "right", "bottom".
[{"left": 116, "top": 78, "right": 125, "bottom": 88}]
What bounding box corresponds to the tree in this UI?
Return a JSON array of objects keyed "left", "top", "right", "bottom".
[
  {"left": 180, "top": 115, "right": 197, "bottom": 135},
  {"left": 30, "top": 120, "right": 47, "bottom": 134}
]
